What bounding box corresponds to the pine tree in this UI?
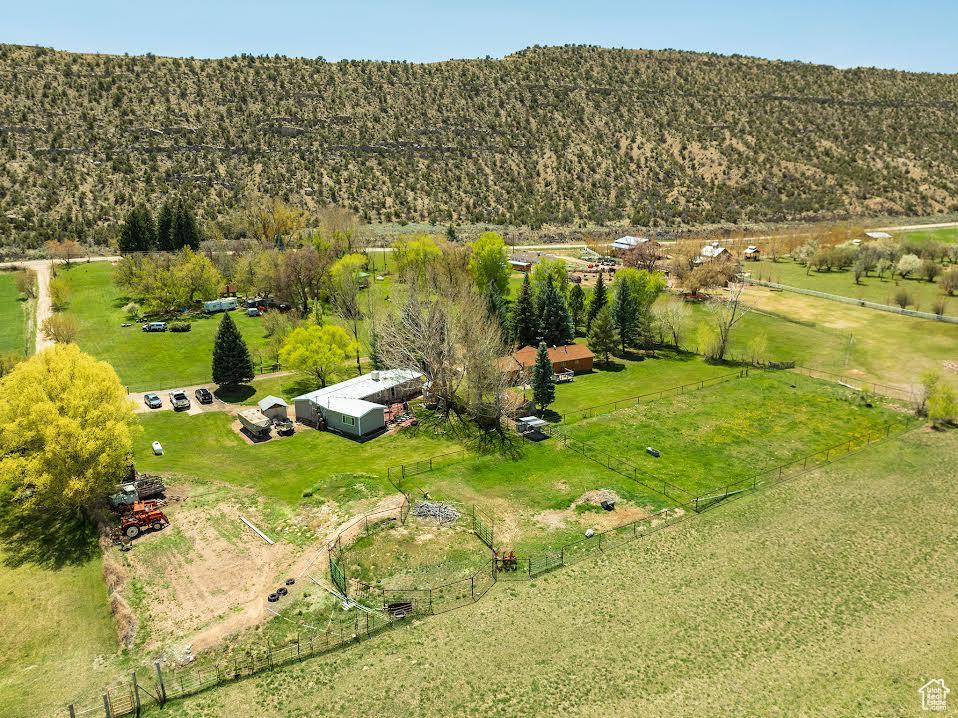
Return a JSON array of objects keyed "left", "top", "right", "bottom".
[
  {"left": 118, "top": 206, "right": 155, "bottom": 253},
  {"left": 531, "top": 341, "right": 555, "bottom": 414},
  {"left": 587, "top": 271, "right": 608, "bottom": 331},
  {"left": 212, "top": 311, "right": 254, "bottom": 386},
  {"left": 610, "top": 276, "right": 639, "bottom": 353},
  {"left": 588, "top": 306, "right": 618, "bottom": 365},
  {"left": 537, "top": 275, "right": 574, "bottom": 346},
  {"left": 172, "top": 200, "right": 201, "bottom": 250},
  {"left": 568, "top": 282, "right": 585, "bottom": 333},
  {"left": 511, "top": 273, "right": 537, "bottom": 346},
  {"left": 483, "top": 281, "right": 509, "bottom": 330},
  {"left": 156, "top": 201, "right": 175, "bottom": 251}
]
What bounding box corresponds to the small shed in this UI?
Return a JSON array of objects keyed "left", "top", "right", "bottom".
[
  {"left": 238, "top": 408, "right": 272, "bottom": 437},
  {"left": 744, "top": 245, "right": 760, "bottom": 261},
  {"left": 257, "top": 395, "right": 289, "bottom": 421},
  {"left": 508, "top": 259, "right": 532, "bottom": 272}
]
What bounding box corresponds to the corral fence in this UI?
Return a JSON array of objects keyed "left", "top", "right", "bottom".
[
  {"left": 558, "top": 369, "right": 748, "bottom": 424},
  {"left": 745, "top": 277, "right": 958, "bottom": 323},
  {"left": 386, "top": 449, "right": 470, "bottom": 495},
  {"left": 790, "top": 365, "right": 914, "bottom": 403}
]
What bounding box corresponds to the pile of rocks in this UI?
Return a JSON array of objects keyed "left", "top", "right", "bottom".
[{"left": 412, "top": 501, "right": 461, "bottom": 524}]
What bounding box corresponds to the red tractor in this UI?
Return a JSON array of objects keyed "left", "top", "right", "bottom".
[{"left": 120, "top": 501, "right": 169, "bottom": 539}]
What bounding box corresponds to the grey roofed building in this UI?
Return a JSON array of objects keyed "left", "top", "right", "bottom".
[
  {"left": 291, "top": 368, "right": 424, "bottom": 439},
  {"left": 257, "top": 395, "right": 289, "bottom": 421},
  {"left": 610, "top": 235, "right": 649, "bottom": 251}
]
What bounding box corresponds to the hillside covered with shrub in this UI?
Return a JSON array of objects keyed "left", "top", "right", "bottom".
[{"left": 2, "top": 43, "right": 958, "bottom": 247}]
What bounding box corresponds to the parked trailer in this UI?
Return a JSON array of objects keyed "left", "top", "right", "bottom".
[{"left": 202, "top": 297, "right": 238, "bottom": 314}]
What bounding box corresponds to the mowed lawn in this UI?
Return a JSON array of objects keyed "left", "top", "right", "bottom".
[
  {"left": 60, "top": 263, "right": 273, "bottom": 391},
  {"left": 151, "top": 429, "right": 958, "bottom": 718},
  {"left": 565, "top": 371, "right": 912, "bottom": 498},
  {"left": 0, "top": 541, "right": 118, "bottom": 718},
  {"left": 0, "top": 270, "right": 29, "bottom": 355},
  {"left": 748, "top": 257, "right": 957, "bottom": 314},
  {"left": 134, "top": 412, "right": 461, "bottom": 505}
]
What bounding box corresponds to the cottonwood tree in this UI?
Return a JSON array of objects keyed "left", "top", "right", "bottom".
[
  {"left": 44, "top": 239, "right": 83, "bottom": 265},
  {"left": 48, "top": 276, "right": 70, "bottom": 310},
  {"left": 316, "top": 204, "right": 359, "bottom": 254},
  {"left": 468, "top": 231, "right": 510, "bottom": 300},
  {"left": 530, "top": 257, "right": 570, "bottom": 300},
  {"left": 243, "top": 193, "right": 307, "bottom": 248},
  {"left": 329, "top": 252, "right": 367, "bottom": 375},
  {"left": 0, "top": 344, "right": 138, "bottom": 513},
  {"left": 393, "top": 234, "right": 442, "bottom": 286},
  {"left": 279, "top": 324, "right": 357, "bottom": 387},
  {"left": 704, "top": 282, "right": 751, "bottom": 362},
  {"left": 941, "top": 268, "right": 958, "bottom": 295},
  {"left": 622, "top": 241, "right": 660, "bottom": 273},
  {"left": 652, "top": 298, "right": 691, "bottom": 350},
  {"left": 280, "top": 247, "right": 329, "bottom": 315},
  {"left": 40, "top": 314, "right": 77, "bottom": 344},
  {"left": 15, "top": 269, "right": 36, "bottom": 299}
]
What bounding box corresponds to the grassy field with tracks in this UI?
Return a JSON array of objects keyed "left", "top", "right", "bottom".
[
  {"left": 0, "top": 270, "right": 30, "bottom": 355},
  {"left": 142, "top": 427, "right": 958, "bottom": 718}
]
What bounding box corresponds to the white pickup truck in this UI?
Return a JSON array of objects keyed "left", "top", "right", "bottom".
[{"left": 168, "top": 390, "right": 191, "bottom": 411}]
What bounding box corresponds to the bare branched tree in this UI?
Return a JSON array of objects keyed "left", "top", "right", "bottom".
[{"left": 705, "top": 282, "right": 751, "bottom": 361}]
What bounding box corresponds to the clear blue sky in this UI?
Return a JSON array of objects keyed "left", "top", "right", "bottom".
[{"left": 3, "top": 0, "right": 956, "bottom": 73}]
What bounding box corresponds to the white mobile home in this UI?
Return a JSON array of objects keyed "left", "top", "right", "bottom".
[{"left": 292, "top": 369, "right": 424, "bottom": 439}]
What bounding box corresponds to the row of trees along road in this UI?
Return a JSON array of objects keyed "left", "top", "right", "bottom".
[{"left": 118, "top": 199, "right": 202, "bottom": 253}]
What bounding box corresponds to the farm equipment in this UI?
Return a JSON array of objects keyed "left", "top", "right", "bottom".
[
  {"left": 119, "top": 501, "right": 169, "bottom": 538},
  {"left": 110, "top": 476, "right": 166, "bottom": 510}
]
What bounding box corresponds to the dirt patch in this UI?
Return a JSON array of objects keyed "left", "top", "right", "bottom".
[
  {"left": 120, "top": 490, "right": 301, "bottom": 654},
  {"left": 534, "top": 490, "right": 655, "bottom": 533}
]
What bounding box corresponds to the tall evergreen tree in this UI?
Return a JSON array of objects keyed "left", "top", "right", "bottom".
[
  {"left": 588, "top": 306, "right": 618, "bottom": 365},
  {"left": 212, "top": 311, "right": 254, "bottom": 386},
  {"left": 531, "top": 341, "right": 555, "bottom": 414},
  {"left": 568, "top": 282, "right": 585, "bottom": 332},
  {"left": 118, "top": 206, "right": 155, "bottom": 253},
  {"left": 172, "top": 200, "right": 201, "bottom": 250},
  {"left": 511, "top": 273, "right": 538, "bottom": 346},
  {"left": 483, "top": 280, "right": 509, "bottom": 330},
  {"left": 610, "top": 276, "right": 640, "bottom": 353},
  {"left": 587, "top": 271, "right": 608, "bottom": 331},
  {"left": 156, "top": 201, "right": 175, "bottom": 251},
  {"left": 537, "top": 275, "right": 574, "bottom": 346}
]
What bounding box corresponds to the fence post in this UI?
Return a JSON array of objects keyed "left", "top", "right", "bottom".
[
  {"left": 560, "top": 546, "right": 565, "bottom": 565},
  {"left": 154, "top": 661, "right": 166, "bottom": 705},
  {"left": 429, "top": 588, "right": 433, "bottom": 614},
  {"left": 825, "top": 448, "right": 829, "bottom": 462},
  {"left": 102, "top": 694, "right": 112, "bottom": 718},
  {"left": 69, "top": 706, "right": 76, "bottom": 718},
  {"left": 132, "top": 672, "right": 141, "bottom": 717},
  {"left": 471, "top": 575, "right": 475, "bottom": 600}
]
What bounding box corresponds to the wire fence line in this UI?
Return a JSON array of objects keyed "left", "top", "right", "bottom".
[
  {"left": 67, "top": 367, "right": 919, "bottom": 716},
  {"left": 745, "top": 277, "right": 958, "bottom": 323}
]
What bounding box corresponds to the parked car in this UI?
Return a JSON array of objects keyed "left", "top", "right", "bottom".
[
  {"left": 143, "top": 393, "right": 162, "bottom": 409},
  {"left": 142, "top": 321, "right": 167, "bottom": 332},
  {"left": 194, "top": 387, "right": 213, "bottom": 404},
  {"left": 247, "top": 307, "right": 261, "bottom": 317},
  {"left": 169, "top": 390, "right": 190, "bottom": 411}
]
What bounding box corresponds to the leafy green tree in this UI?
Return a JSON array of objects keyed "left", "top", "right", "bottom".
[
  {"left": 568, "top": 282, "right": 585, "bottom": 332},
  {"left": 212, "top": 311, "right": 254, "bottom": 386},
  {"left": 0, "top": 344, "right": 138, "bottom": 512},
  {"left": 587, "top": 306, "right": 618, "bottom": 365},
  {"left": 531, "top": 341, "right": 555, "bottom": 414},
  {"left": 118, "top": 206, "right": 155, "bottom": 253},
  {"left": 511, "top": 273, "right": 538, "bottom": 346},
  {"left": 394, "top": 234, "right": 442, "bottom": 285},
  {"left": 530, "top": 257, "right": 569, "bottom": 300},
  {"left": 587, "top": 271, "right": 608, "bottom": 330},
  {"left": 279, "top": 324, "right": 358, "bottom": 387},
  {"left": 468, "top": 231, "right": 509, "bottom": 299},
  {"left": 537, "top": 275, "right": 574, "bottom": 346},
  {"left": 156, "top": 201, "right": 175, "bottom": 252}
]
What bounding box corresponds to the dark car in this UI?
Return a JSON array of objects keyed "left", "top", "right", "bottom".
[
  {"left": 194, "top": 387, "right": 213, "bottom": 404},
  {"left": 143, "top": 393, "right": 162, "bottom": 409}
]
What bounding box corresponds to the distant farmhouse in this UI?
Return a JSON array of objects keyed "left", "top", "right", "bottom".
[
  {"left": 499, "top": 344, "right": 595, "bottom": 381},
  {"left": 698, "top": 241, "right": 730, "bottom": 262},
  {"left": 292, "top": 369, "right": 423, "bottom": 439}
]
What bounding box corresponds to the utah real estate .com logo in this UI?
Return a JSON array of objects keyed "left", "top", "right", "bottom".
[{"left": 919, "top": 679, "right": 949, "bottom": 711}]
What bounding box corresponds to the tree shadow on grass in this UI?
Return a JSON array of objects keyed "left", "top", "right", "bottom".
[
  {"left": 214, "top": 384, "right": 256, "bottom": 403},
  {"left": 0, "top": 500, "right": 99, "bottom": 570}
]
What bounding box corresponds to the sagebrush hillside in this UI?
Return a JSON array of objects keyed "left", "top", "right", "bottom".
[{"left": 3, "top": 43, "right": 958, "bottom": 247}]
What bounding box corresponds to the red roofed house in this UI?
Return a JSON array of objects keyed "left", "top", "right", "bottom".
[{"left": 498, "top": 344, "right": 595, "bottom": 381}]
